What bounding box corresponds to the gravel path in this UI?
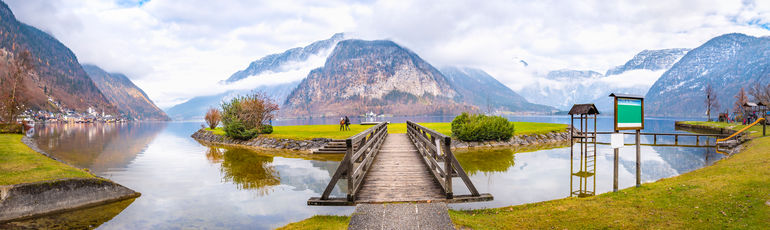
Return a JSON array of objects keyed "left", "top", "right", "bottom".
[{"left": 348, "top": 203, "right": 454, "bottom": 230}]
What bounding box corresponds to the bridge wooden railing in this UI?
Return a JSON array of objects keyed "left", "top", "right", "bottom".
[
  {"left": 405, "top": 121, "right": 479, "bottom": 199},
  {"left": 313, "top": 122, "right": 388, "bottom": 204}
]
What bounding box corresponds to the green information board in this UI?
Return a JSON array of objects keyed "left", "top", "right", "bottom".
[{"left": 611, "top": 94, "right": 644, "bottom": 130}]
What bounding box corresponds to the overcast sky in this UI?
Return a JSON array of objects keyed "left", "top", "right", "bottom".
[{"left": 6, "top": 0, "right": 770, "bottom": 108}]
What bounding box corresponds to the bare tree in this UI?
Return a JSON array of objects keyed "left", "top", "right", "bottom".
[
  {"left": 204, "top": 108, "right": 221, "bottom": 129},
  {"left": 239, "top": 92, "right": 279, "bottom": 130},
  {"left": 734, "top": 87, "right": 749, "bottom": 113},
  {"left": 704, "top": 84, "right": 719, "bottom": 121},
  {"left": 0, "top": 50, "right": 33, "bottom": 123},
  {"left": 749, "top": 81, "right": 770, "bottom": 105}
]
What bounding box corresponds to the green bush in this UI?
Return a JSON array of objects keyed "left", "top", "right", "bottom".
[
  {"left": 223, "top": 120, "right": 259, "bottom": 140},
  {"left": 220, "top": 92, "right": 278, "bottom": 140},
  {"left": 260, "top": 125, "right": 273, "bottom": 134},
  {"left": 451, "top": 112, "right": 515, "bottom": 142}
]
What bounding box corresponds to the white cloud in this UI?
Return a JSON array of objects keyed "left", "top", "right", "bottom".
[{"left": 5, "top": 0, "right": 770, "bottom": 108}]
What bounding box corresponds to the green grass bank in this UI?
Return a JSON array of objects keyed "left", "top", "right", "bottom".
[
  {"left": 275, "top": 215, "right": 350, "bottom": 230},
  {"left": 280, "top": 136, "right": 770, "bottom": 229},
  {"left": 206, "top": 121, "right": 567, "bottom": 141},
  {"left": 0, "top": 134, "right": 94, "bottom": 185}
]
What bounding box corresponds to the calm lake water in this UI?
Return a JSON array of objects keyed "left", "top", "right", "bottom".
[{"left": 5, "top": 116, "right": 723, "bottom": 229}]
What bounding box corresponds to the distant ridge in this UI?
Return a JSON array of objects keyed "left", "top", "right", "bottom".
[
  {"left": 83, "top": 64, "right": 169, "bottom": 120},
  {"left": 0, "top": 1, "right": 114, "bottom": 113}
]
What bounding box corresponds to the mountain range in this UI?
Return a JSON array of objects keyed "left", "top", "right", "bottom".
[
  {"left": 82, "top": 65, "right": 168, "bottom": 120},
  {"left": 169, "top": 35, "right": 555, "bottom": 120},
  {"left": 517, "top": 48, "right": 691, "bottom": 113},
  {"left": 0, "top": 2, "right": 166, "bottom": 120},
  {"left": 645, "top": 33, "right": 770, "bottom": 117},
  {"left": 0, "top": 1, "right": 114, "bottom": 113},
  {"left": 166, "top": 33, "right": 344, "bottom": 120}
]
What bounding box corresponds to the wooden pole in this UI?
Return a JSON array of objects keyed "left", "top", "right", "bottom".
[
  {"left": 345, "top": 139, "right": 354, "bottom": 201},
  {"left": 614, "top": 127, "right": 619, "bottom": 192},
  {"left": 636, "top": 129, "right": 641, "bottom": 187},
  {"left": 613, "top": 148, "right": 619, "bottom": 192}
]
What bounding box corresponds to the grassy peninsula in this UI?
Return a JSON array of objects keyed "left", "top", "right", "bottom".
[
  {"left": 679, "top": 121, "right": 766, "bottom": 138},
  {"left": 0, "top": 134, "right": 94, "bottom": 185},
  {"left": 205, "top": 121, "right": 567, "bottom": 141}
]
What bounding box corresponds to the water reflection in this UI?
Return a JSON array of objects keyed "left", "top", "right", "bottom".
[
  {"left": 570, "top": 146, "right": 596, "bottom": 198},
  {"left": 214, "top": 147, "right": 281, "bottom": 195},
  {"left": 0, "top": 198, "right": 136, "bottom": 229},
  {"left": 449, "top": 142, "right": 724, "bottom": 210},
  {"left": 32, "top": 122, "right": 166, "bottom": 174}
]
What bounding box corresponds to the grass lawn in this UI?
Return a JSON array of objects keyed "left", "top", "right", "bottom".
[
  {"left": 680, "top": 121, "right": 767, "bottom": 138},
  {"left": 275, "top": 215, "right": 350, "bottom": 230},
  {"left": 207, "top": 122, "right": 567, "bottom": 140},
  {"left": 279, "top": 137, "right": 770, "bottom": 229},
  {"left": 449, "top": 136, "right": 770, "bottom": 229},
  {"left": 0, "top": 134, "right": 94, "bottom": 185}
]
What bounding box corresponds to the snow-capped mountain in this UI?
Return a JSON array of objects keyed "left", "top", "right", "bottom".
[
  {"left": 606, "top": 48, "right": 690, "bottom": 76},
  {"left": 646, "top": 33, "right": 770, "bottom": 117},
  {"left": 517, "top": 48, "right": 690, "bottom": 113}
]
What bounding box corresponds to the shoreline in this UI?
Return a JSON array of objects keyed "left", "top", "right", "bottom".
[
  {"left": 0, "top": 135, "right": 140, "bottom": 223},
  {"left": 190, "top": 126, "right": 574, "bottom": 153}
]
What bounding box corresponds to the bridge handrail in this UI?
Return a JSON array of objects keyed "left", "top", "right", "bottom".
[
  {"left": 318, "top": 122, "right": 388, "bottom": 201},
  {"left": 593, "top": 132, "right": 729, "bottom": 137},
  {"left": 405, "top": 121, "right": 479, "bottom": 198},
  {"left": 717, "top": 117, "right": 765, "bottom": 142}
]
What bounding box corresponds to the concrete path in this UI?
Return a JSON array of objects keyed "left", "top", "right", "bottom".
[{"left": 348, "top": 203, "right": 454, "bottom": 230}]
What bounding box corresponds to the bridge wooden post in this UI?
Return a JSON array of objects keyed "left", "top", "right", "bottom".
[
  {"left": 345, "top": 139, "right": 354, "bottom": 201},
  {"left": 443, "top": 137, "right": 453, "bottom": 199}
]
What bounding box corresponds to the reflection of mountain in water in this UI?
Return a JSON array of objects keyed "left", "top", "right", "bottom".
[
  {"left": 32, "top": 123, "right": 166, "bottom": 174},
  {"left": 218, "top": 148, "right": 280, "bottom": 196},
  {"left": 653, "top": 146, "right": 721, "bottom": 174},
  {"left": 620, "top": 159, "right": 678, "bottom": 182},
  {"left": 614, "top": 146, "right": 721, "bottom": 181},
  {"left": 275, "top": 160, "right": 346, "bottom": 196},
  {"left": 205, "top": 146, "right": 347, "bottom": 197}
]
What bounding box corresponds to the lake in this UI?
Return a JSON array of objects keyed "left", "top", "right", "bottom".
[{"left": 4, "top": 116, "right": 723, "bottom": 229}]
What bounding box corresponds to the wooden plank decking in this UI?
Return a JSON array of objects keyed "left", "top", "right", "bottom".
[{"left": 355, "top": 134, "right": 446, "bottom": 203}]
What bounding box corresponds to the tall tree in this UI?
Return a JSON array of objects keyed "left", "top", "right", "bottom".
[
  {"left": 734, "top": 87, "right": 749, "bottom": 113},
  {"left": 704, "top": 84, "right": 719, "bottom": 121},
  {"left": 0, "top": 50, "right": 33, "bottom": 123}
]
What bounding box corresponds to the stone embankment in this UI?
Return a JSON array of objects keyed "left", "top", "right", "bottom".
[
  {"left": 0, "top": 178, "right": 140, "bottom": 223},
  {"left": 450, "top": 128, "right": 575, "bottom": 149},
  {"left": 191, "top": 129, "right": 330, "bottom": 152}
]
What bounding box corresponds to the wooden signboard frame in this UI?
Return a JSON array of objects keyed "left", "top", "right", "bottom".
[{"left": 612, "top": 94, "right": 645, "bottom": 131}]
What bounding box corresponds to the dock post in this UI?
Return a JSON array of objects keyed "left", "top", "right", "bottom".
[
  {"left": 613, "top": 148, "right": 619, "bottom": 192},
  {"left": 635, "top": 130, "right": 640, "bottom": 187},
  {"left": 345, "top": 139, "right": 354, "bottom": 201}
]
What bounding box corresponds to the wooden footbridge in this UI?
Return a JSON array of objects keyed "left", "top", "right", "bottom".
[{"left": 308, "top": 121, "right": 493, "bottom": 205}]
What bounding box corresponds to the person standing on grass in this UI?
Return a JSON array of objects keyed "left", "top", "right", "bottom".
[
  {"left": 339, "top": 117, "right": 345, "bottom": 131},
  {"left": 344, "top": 116, "right": 350, "bottom": 131}
]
